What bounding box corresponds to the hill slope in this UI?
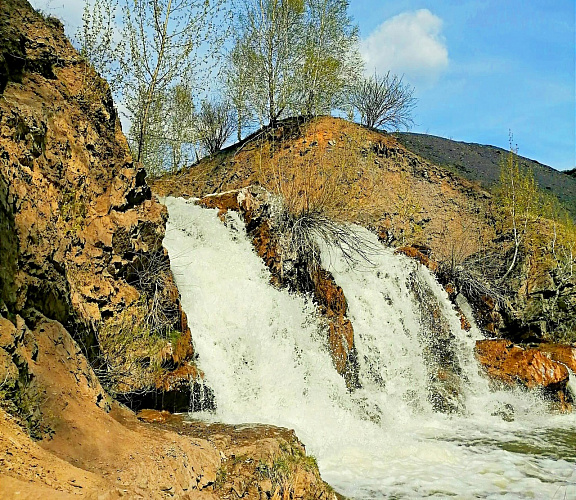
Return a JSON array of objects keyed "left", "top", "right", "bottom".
[
  {"left": 394, "top": 132, "right": 576, "bottom": 218},
  {"left": 153, "top": 116, "right": 495, "bottom": 263}
]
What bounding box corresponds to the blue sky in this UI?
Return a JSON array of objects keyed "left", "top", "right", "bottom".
[
  {"left": 30, "top": 0, "right": 575, "bottom": 170},
  {"left": 351, "top": 0, "right": 575, "bottom": 170}
]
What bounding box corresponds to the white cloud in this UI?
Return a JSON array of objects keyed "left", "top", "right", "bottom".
[{"left": 361, "top": 9, "right": 449, "bottom": 84}]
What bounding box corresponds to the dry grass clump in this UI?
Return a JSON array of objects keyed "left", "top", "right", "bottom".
[
  {"left": 95, "top": 304, "right": 181, "bottom": 395},
  {"left": 251, "top": 118, "right": 386, "bottom": 226},
  {"left": 126, "top": 247, "right": 180, "bottom": 337}
]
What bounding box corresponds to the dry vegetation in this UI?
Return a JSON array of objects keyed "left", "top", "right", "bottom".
[{"left": 153, "top": 116, "right": 495, "bottom": 263}]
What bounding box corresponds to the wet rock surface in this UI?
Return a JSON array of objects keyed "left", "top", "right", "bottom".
[{"left": 475, "top": 339, "right": 571, "bottom": 405}]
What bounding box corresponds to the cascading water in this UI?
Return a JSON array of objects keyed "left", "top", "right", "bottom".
[{"left": 164, "top": 197, "right": 576, "bottom": 499}]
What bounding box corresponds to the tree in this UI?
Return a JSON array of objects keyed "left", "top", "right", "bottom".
[
  {"left": 121, "top": 0, "right": 224, "bottom": 164},
  {"left": 223, "top": 43, "right": 253, "bottom": 142},
  {"left": 195, "top": 100, "right": 236, "bottom": 155},
  {"left": 298, "top": 0, "right": 362, "bottom": 116},
  {"left": 77, "top": 0, "right": 123, "bottom": 90},
  {"left": 163, "top": 84, "right": 197, "bottom": 171},
  {"left": 78, "top": 0, "right": 226, "bottom": 173},
  {"left": 350, "top": 71, "right": 417, "bottom": 130},
  {"left": 230, "top": 0, "right": 306, "bottom": 128},
  {"left": 227, "top": 0, "right": 361, "bottom": 130},
  {"left": 128, "top": 85, "right": 168, "bottom": 175},
  {"left": 496, "top": 144, "right": 540, "bottom": 280}
]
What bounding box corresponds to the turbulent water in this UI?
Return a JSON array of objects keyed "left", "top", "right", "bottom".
[{"left": 164, "top": 197, "right": 576, "bottom": 499}]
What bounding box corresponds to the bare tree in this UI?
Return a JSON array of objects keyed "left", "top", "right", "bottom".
[
  {"left": 350, "top": 71, "right": 417, "bottom": 130},
  {"left": 195, "top": 100, "right": 236, "bottom": 155}
]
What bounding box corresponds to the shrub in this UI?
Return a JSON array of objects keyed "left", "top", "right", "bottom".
[{"left": 350, "top": 71, "right": 417, "bottom": 131}]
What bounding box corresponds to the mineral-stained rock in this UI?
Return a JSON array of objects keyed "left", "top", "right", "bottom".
[
  {"left": 196, "top": 187, "right": 360, "bottom": 389},
  {"left": 0, "top": 0, "right": 197, "bottom": 404},
  {"left": 536, "top": 343, "right": 576, "bottom": 373},
  {"left": 475, "top": 339, "right": 570, "bottom": 398}
]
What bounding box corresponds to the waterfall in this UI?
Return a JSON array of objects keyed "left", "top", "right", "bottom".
[{"left": 164, "top": 197, "right": 576, "bottom": 500}]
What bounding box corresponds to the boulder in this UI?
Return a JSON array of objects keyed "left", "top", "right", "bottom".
[{"left": 475, "top": 339, "right": 570, "bottom": 398}]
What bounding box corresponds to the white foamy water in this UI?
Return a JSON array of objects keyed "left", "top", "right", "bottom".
[{"left": 164, "top": 197, "right": 576, "bottom": 499}]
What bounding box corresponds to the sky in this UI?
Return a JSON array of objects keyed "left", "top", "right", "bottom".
[{"left": 29, "top": 0, "right": 575, "bottom": 170}]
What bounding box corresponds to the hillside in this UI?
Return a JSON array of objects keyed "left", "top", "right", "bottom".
[
  {"left": 394, "top": 132, "right": 576, "bottom": 218},
  {"left": 153, "top": 116, "right": 495, "bottom": 265}
]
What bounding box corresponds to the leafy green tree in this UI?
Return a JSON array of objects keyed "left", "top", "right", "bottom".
[
  {"left": 163, "top": 84, "right": 197, "bottom": 171},
  {"left": 230, "top": 0, "right": 306, "bottom": 128},
  {"left": 496, "top": 145, "right": 540, "bottom": 279},
  {"left": 227, "top": 0, "right": 361, "bottom": 130},
  {"left": 77, "top": 0, "right": 120, "bottom": 82},
  {"left": 223, "top": 43, "right": 253, "bottom": 142},
  {"left": 78, "top": 0, "right": 226, "bottom": 173},
  {"left": 121, "top": 0, "right": 224, "bottom": 164},
  {"left": 298, "top": 0, "right": 362, "bottom": 116}
]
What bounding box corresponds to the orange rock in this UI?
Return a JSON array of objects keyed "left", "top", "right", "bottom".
[
  {"left": 395, "top": 246, "right": 439, "bottom": 272},
  {"left": 536, "top": 343, "right": 576, "bottom": 372},
  {"left": 460, "top": 312, "right": 472, "bottom": 331},
  {"left": 475, "top": 339, "right": 569, "bottom": 391},
  {"left": 137, "top": 409, "right": 172, "bottom": 424},
  {"left": 155, "top": 362, "right": 199, "bottom": 392},
  {"left": 197, "top": 190, "right": 242, "bottom": 211}
]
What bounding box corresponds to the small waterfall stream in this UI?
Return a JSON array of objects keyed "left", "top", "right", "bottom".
[{"left": 164, "top": 197, "right": 576, "bottom": 499}]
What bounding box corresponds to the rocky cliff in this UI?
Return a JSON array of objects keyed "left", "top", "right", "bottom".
[{"left": 0, "top": 0, "right": 198, "bottom": 405}]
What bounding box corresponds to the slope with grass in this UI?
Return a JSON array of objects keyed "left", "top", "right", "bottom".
[{"left": 153, "top": 116, "right": 496, "bottom": 265}]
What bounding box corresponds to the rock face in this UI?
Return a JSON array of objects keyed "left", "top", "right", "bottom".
[
  {"left": 0, "top": 0, "right": 197, "bottom": 405},
  {"left": 197, "top": 187, "right": 360, "bottom": 389},
  {"left": 475, "top": 339, "right": 571, "bottom": 404}
]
